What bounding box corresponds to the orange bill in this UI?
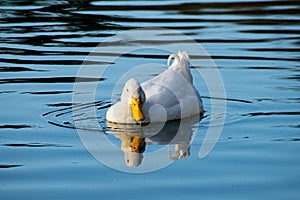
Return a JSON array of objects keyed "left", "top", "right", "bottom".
[
  {"left": 131, "top": 97, "right": 145, "bottom": 121},
  {"left": 131, "top": 136, "right": 145, "bottom": 152}
]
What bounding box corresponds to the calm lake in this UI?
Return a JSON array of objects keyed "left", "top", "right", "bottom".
[{"left": 1, "top": 0, "right": 300, "bottom": 199}]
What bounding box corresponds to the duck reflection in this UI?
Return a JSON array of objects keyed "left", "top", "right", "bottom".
[
  {"left": 106, "top": 115, "right": 201, "bottom": 167},
  {"left": 113, "top": 133, "right": 146, "bottom": 167}
]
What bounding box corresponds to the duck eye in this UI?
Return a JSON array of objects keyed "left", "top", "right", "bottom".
[{"left": 126, "top": 89, "right": 129, "bottom": 92}]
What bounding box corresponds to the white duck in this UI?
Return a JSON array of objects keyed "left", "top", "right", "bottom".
[{"left": 106, "top": 51, "right": 204, "bottom": 124}]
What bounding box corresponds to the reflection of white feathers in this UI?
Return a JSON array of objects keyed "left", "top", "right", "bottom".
[
  {"left": 106, "top": 115, "right": 200, "bottom": 166},
  {"left": 106, "top": 51, "right": 204, "bottom": 123},
  {"left": 124, "top": 151, "right": 143, "bottom": 167},
  {"left": 168, "top": 144, "right": 190, "bottom": 160},
  {"left": 114, "top": 133, "right": 144, "bottom": 167}
]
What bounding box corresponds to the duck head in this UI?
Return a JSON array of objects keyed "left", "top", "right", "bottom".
[{"left": 121, "top": 79, "right": 146, "bottom": 122}]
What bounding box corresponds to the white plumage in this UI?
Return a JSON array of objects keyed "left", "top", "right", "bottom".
[{"left": 106, "top": 51, "right": 204, "bottom": 124}]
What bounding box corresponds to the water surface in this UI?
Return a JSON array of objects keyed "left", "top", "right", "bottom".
[{"left": 1, "top": 0, "right": 300, "bottom": 199}]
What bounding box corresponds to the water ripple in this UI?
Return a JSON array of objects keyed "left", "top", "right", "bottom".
[
  {"left": 0, "top": 77, "right": 105, "bottom": 84},
  {"left": 0, "top": 164, "right": 23, "bottom": 169},
  {"left": 3, "top": 143, "right": 71, "bottom": 148},
  {"left": 0, "top": 124, "right": 32, "bottom": 129}
]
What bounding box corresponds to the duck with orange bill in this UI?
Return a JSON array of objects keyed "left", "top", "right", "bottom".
[{"left": 106, "top": 51, "right": 204, "bottom": 124}]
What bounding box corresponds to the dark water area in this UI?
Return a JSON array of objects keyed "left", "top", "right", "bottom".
[{"left": 1, "top": 0, "right": 300, "bottom": 199}]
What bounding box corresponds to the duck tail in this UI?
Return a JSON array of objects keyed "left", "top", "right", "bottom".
[
  {"left": 168, "top": 51, "right": 190, "bottom": 68},
  {"left": 172, "top": 51, "right": 192, "bottom": 83},
  {"left": 177, "top": 50, "right": 190, "bottom": 65},
  {"left": 167, "top": 53, "right": 180, "bottom": 67},
  {"left": 167, "top": 51, "right": 193, "bottom": 82}
]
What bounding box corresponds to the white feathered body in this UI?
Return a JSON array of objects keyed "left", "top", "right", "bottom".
[{"left": 106, "top": 51, "right": 204, "bottom": 123}]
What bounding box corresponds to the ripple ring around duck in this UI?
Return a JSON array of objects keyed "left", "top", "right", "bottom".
[{"left": 73, "top": 27, "right": 226, "bottom": 173}]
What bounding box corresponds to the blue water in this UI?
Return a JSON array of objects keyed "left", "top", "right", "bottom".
[{"left": 1, "top": 0, "right": 300, "bottom": 199}]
